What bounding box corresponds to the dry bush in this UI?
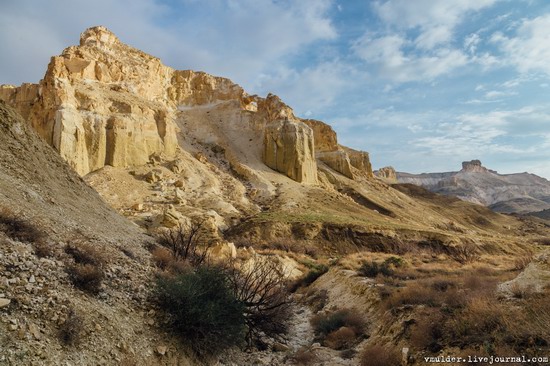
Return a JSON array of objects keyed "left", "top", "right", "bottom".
[
  {"left": 0, "top": 207, "right": 45, "bottom": 243},
  {"left": 65, "top": 241, "right": 106, "bottom": 266},
  {"left": 58, "top": 309, "right": 83, "bottom": 346},
  {"left": 359, "top": 344, "right": 401, "bottom": 366},
  {"left": 409, "top": 310, "right": 445, "bottom": 352},
  {"left": 324, "top": 326, "right": 356, "bottom": 350},
  {"left": 151, "top": 246, "right": 173, "bottom": 269},
  {"left": 447, "top": 297, "right": 508, "bottom": 346},
  {"left": 66, "top": 263, "right": 104, "bottom": 294},
  {"left": 226, "top": 258, "right": 291, "bottom": 345},
  {"left": 33, "top": 239, "right": 55, "bottom": 258},
  {"left": 292, "top": 347, "right": 318, "bottom": 365},
  {"left": 357, "top": 261, "right": 393, "bottom": 278},
  {"left": 449, "top": 243, "right": 480, "bottom": 264},
  {"left": 311, "top": 308, "right": 366, "bottom": 341},
  {"left": 384, "top": 282, "right": 440, "bottom": 309},
  {"left": 157, "top": 222, "right": 211, "bottom": 266},
  {"left": 65, "top": 241, "right": 106, "bottom": 295}
]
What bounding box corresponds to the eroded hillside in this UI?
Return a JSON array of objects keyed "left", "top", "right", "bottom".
[{"left": 2, "top": 26, "right": 550, "bottom": 365}]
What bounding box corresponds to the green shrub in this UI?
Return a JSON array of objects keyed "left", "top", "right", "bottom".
[
  {"left": 358, "top": 261, "right": 393, "bottom": 278},
  {"left": 155, "top": 266, "right": 245, "bottom": 355}
]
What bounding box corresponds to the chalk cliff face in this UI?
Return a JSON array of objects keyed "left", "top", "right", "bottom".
[
  {"left": 0, "top": 26, "right": 372, "bottom": 186},
  {"left": 0, "top": 26, "right": 246, "bottom": 175}
]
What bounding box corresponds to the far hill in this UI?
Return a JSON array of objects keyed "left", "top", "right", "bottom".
[{"left": 397, "top": 160, "right": 550, "bottom": 214}]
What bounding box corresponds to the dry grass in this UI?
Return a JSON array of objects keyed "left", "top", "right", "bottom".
[
  {"left": 324, "top": 326, "right": 356, "bottom": 350},
  {"left": 66, "top": 263, "right": 104, "bottom": 294},
  {"left": 513, "top": 255, "right": 533, "bottom": 271},
  {"left": 65, "top": 240, "right": 106, "bottom": 295},
  {"left": 311, "top": 308, "right": 366, "bottom": 348},
  {"left": 65, "top": 240, "right": 106, "bottom": 266},
  {"left": 359, "top": 344, "right": 401, "bottom": 366},
  {"left": 292, "top": 347, "right": 318, "bottom": 365}
]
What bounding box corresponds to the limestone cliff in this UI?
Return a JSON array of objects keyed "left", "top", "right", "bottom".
[
  {"left": 0, "top": 26, "right": 245, "bottom": 175},
  {"left": 0, "top": 26, "right": 372, "bottom": 188},
  {"left": 263, "top": 119, "right": 317, "bottom": 184}
]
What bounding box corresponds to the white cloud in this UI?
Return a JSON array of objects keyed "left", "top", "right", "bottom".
[
  {"left": 464, "top": 33, "right": 481, "bottom": 54},
  {"left": 493, "top": 14, "right": 550, "bottom": 75},
  {"left": 0, "top": 0, "right": 337, "bottom": 93},
  {"left": 353, "top": 34, "right": 468, "bottom": 82},
  {"left": 373, "top": 0, "right": 499, "bottom": 49}
]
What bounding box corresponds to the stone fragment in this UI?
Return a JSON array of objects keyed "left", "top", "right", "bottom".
[
  {"left": 156, "top": 345, "right": 167, "bottom": 355},
  {"left": 0, "top": 298, "right": 10, "bottom": 308}
]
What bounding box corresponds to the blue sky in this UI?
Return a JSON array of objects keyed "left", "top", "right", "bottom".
[{"left": 1, "top": 0, "right": 550, "bottom": 178}]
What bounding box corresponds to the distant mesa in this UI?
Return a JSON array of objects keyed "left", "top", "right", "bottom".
[{"left": 396, "top": 160, "right": 550, "bottom": 214}]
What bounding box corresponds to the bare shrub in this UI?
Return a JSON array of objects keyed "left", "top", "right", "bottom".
[
  {"left": 358, "top": 260, "right": 393, "bottom": 278},
  {"left": 324, "top": 326, "right": 356, "bottom": 350},
  {"left": 226, "top": 258, "right": 291, "bottom": 345},
  {"left": 384, "top": 282, "right": 440, "bottom": 309},
  {"left": 311, "top": 308, "right": 366, "bottom": 341},
  {"left": 409, "top": 310, "right": 445, "bottom": 352},
  {"left": 0, "top": 207, "right": 45, "bottom": 243},
  {"left": 33, "top": 239, "right": 55, "bottom": 258},
  {"left": 58, "top": 309, "right": 83, "bottom": 346},
  {"left": 67, "top": 263, "right": 104, "bottom": 294},
  {"left": 292, "top": 347, "right": 318, "bottom": 365},
  {"left": 65, "top": 241, "right": 106, "bottom": 266},
  {"left": 65, "top": 241, "right": 106, "bottom": 295},
  {"left": 151, "top": 246, "right": 173, "bottom": 269},
  {"left": 157, "top": 221, "right": 211, "bottom": 266},
  {"left": 359, "top": 344, "right": 401, "bottom": 366},
  {"left": 449, "top": 242, "right": 480, "bottom": 264},
  {"left": 447, "top": 297, "right": 508, "bottom": 346}
]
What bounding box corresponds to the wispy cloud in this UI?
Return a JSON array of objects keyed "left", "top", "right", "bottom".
[{"left": 492, "top": 14, "right": 550, "bottom": 75}]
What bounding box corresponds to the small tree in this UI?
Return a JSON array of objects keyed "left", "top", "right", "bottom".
[
  {"left": 155, "top": 266, "right": 246, "bottom": 355},
  {"left": 157, "top": 221, "right": 211, "bottom": 266},
  {"left": 226, "top": 258, "right": 291, "bottom": 345}
]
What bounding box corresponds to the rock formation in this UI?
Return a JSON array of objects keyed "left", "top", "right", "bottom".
[
  {"left": 263, "top": 119, "right": 317, "bottom": 184},
  {"left": 461, "top": 159, "right": 488, "bottom": 173},
  {"left": 0, "top": 25, "right": 373, "bottom": 187},
  {"left": 376, "top": 166, "right": 397, "bottom": 182}
]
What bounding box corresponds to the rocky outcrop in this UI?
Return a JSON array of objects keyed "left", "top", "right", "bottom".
[
  {"left": 263, "top": 119, "right": 317, "bottom": 184},
  {"left": 376, "top": 166, "right": 397, "bottom": 182},
  {"left": 318, "top": 151, "right": 354, "bottom": 179},
  {"left": 344, "top": 147, "right": 374, "bottom": 178},
  {"left": 302, "top": 119, "right": 338, "bottom": 152},
  {"left": 1, "top": 26, "right": 375, "bottom": 187},
  {"left": 0, "top": 26, "right": 246, "bottom": 175},
  {"left": 461, "top": 159, "right": 488, "bottom": 173}
]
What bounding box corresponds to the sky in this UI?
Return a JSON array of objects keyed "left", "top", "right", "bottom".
[{"left": 1, "top": 0, "right": 550, "bottom": 178}]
